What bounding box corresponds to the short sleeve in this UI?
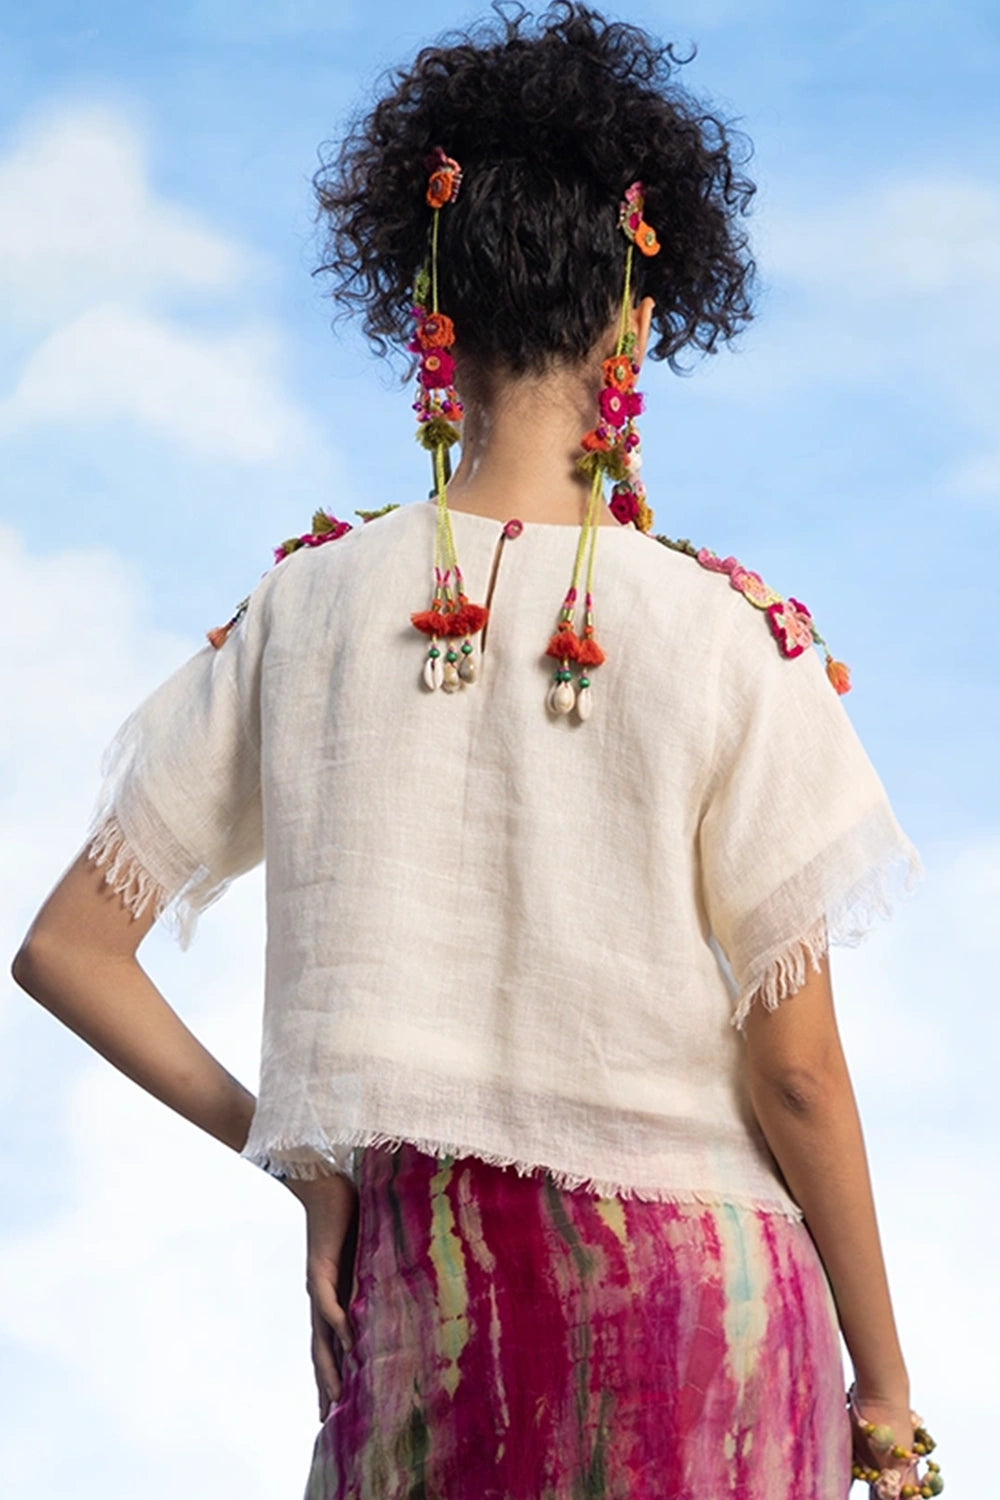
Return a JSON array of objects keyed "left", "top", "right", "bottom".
[
  {"left": 86, "top": 590, "right": 264, "bottom": 948},
  {"left": 698, "top": 606, "right": 923, "bottom": 1028}
]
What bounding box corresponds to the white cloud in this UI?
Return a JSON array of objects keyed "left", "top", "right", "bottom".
[
  {"left": 0, "top": 304, "right": 312, "bottom": 461},
  {"left": 690, "top": 172, "right": 1000, "bottom": 503},
  {"left": 0, "top": 525, "right": 188, "bottom": 865},
  {"left": 763, "top": 176, "right": 1000, "bottom": 297},
  {"left": 835, "top": 832, "right": 1000, "bottom": 1106},
  {"left": 0, "top": 104, "right": 332, "bottom": 466},
  {"left": 0, "top": 105, "right": 253, "bottom": 324}
]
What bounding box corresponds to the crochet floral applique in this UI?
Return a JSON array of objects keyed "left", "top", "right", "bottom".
[
  {"left": 766, "top": 596, "right": 815, "bottom": 659},
  {"left": 273, "top": 507, "right": 354, "bottom": 563},
  {"left": 206, "top": 505, "right": 399, "bottom": 649},
  {"left": 656, "top": 535, "right": 852, "bottom": 694}
]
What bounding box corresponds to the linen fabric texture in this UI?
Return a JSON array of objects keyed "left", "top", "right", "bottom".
[{"left": 86, "top": 500, "right": 922, "bottom": 1217}]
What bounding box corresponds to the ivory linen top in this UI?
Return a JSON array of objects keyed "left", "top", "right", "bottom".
[{"left": 87, "top": 499, "right": 922, "bottom": 1219}]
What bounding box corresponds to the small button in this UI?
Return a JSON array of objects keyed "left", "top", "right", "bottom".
[{"left": 503, "top": 518, "right": 524, "bottom": 540}]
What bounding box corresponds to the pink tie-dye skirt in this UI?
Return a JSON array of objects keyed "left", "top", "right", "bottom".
[{"left": 304, "top": 1143, "right": 851, "bottom": 1499}]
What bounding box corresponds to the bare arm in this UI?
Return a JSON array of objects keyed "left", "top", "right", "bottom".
[
  {"left": 11, "top": 849, "right": 257, "bottom": 1152},
  {"left": 11, "top": 847, "right": 357, "bottom": 1415},
  {"left": 744, "top": 953, "right": 910, "bottom": 1421}
]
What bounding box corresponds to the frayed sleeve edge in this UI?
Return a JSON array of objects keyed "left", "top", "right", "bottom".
[
  {"left": 86, "top": 814, "right": 226, "bottom": 951},
  {"left": 730, "top": 834, "right": 924, "bottom": 1031}
]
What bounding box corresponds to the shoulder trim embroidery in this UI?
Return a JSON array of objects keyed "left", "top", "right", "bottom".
[
  {"left": 653, "top": 534, "right": 852, "bottom": 695},
  {"left": 206, "top": 505, "right": 400, "bottom": 650}
]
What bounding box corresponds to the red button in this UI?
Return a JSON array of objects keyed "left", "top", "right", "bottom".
[{"left": 503, "top": 518, "right": 524, "bottom": 539}]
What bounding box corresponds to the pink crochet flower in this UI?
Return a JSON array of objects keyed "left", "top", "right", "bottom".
[
  {"left": 767, "top": 596, "right": 814, "bottom": 657},
  {"left": 610, "top": 487, "right": 640, "bottom": 525},
  {"left": 419, "top": 350, "right": 456, "bottom": 388},
  {"left": 304, "top": 521, "right": 352, "bottom": 546},
  {"left": 729, "top": 566, "right": 780, "bottom": 609},
  {"left": 625, "top": 390, "right": 644, "bottom": 418},
  {"left": 599, "top": 387, "right": 629, "bottom": 428},
  {"left": 696, "top": 547, "right": 738, "bottom": 575}
]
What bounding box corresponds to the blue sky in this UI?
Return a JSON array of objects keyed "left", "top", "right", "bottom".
[{"left": 1, "top": 2, "right": 997, "bottom": 1496}]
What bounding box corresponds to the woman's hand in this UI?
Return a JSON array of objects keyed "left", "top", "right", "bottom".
[
  {"left": 850, "top": 1385, "right": 917, "bottom": 1490},
  {"left": 285, "top": 1172, "right": 360, "bottom": 1421}
]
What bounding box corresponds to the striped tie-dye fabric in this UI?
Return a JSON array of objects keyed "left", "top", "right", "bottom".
[{"left": 304, "top": 1144, "right": 851, "bottom": 1499}]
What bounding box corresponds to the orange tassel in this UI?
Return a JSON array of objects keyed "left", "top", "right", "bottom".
[
  {"left": 825, "top": 655, "right": 852, "bottom": 695},
  {"left": 452, "top": 602, "right": 489, "bottom": 635},
  {"left": 576, "top": 637, "right": 606, "bottom": 667},
  {"left": 546, "top": 628, "right": 581, "bottom": 661},
  {"left": 411, "top": 608, "right": 450, "bottom": 637},
  {"left": 206, "top": 624, "right": 231, "bottom": 650}
]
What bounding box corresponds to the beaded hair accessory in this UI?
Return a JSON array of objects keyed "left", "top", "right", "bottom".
[
  {"left": 406, "top": 161, "right": 659, "bottom": 717},
  {"left": 545, "top": 181, "right": 660, "bottom": 721},
  {"left": 409, "top": 148, "right": 488, "bottom": 693}
]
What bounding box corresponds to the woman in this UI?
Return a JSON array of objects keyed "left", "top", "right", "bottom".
[{"left": 12, "top": 6, "right": 937, "bottom": 1498}]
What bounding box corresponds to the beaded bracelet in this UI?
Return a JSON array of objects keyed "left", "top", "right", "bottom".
[{"left": 847, "top": 1384, "right": 944, "bottom": 1497}]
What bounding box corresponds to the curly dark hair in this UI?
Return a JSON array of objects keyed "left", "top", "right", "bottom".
[{"left": 313, "top": 2, "right": 757, "bottom": 375}]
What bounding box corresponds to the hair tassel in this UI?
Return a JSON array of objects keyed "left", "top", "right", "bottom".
[
  {"left": 411, "top": 148, "right": 488, "bottom": 694},
  {"left": 545, "top": 182, "right": 658, "bottom": 722}
]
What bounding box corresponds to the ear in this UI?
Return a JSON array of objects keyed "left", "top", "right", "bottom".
[{"left": 633, "top": 297, "right": 655, "bottom": 364}]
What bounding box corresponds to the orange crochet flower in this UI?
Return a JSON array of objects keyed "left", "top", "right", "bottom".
[
  {"left": 427, "top": 168, "right": 457, "bottom": 208},
  {"left": 635, "top": 221, "right": 660, "bottom": 256},
  {"left": 416, "top": 313, "right": 455, "bottom": 349},
  {"left": 581, "top": 428, "right": 612, "bottom": 453},
  {"left": 602, "top": 355, "right": 636, "bottom": 392}
]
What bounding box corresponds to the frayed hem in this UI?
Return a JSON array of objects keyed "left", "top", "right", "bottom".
[
  {"left": 241, "top": 1132, "right": 805, "bottom": 1220},
  {"left": 731, "top": 835, "right": 924, "bottom": 1030}
]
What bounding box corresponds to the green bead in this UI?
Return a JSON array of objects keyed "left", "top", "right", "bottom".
[
  {"left": 428, "top": 647, "right": 440, "bottom": 659},
  {"left": 579, "top": 676, "right": 590, "bottom": 689},
  {"left": 461, "top": 641, "right": 473, "bottom": 654},
  {"left": 445, "top": 650, "right": 459, "bottom": 663}
]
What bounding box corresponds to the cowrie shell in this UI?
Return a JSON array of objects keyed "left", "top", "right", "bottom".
[{"left": 554, "top": 679, "right": 576, "bottom": 714}]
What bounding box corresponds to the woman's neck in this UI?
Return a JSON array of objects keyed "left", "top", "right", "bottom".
[{"left": 443, "top": 358, "right": 620, "bottom": 527}]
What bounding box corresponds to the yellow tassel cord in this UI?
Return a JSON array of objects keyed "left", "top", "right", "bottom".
[
  {"left": 429, "top": 205, "right": 460, "bottom": 604},
  {"left": 578, "top": 241, "right": 635, "bottom": 648}
]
